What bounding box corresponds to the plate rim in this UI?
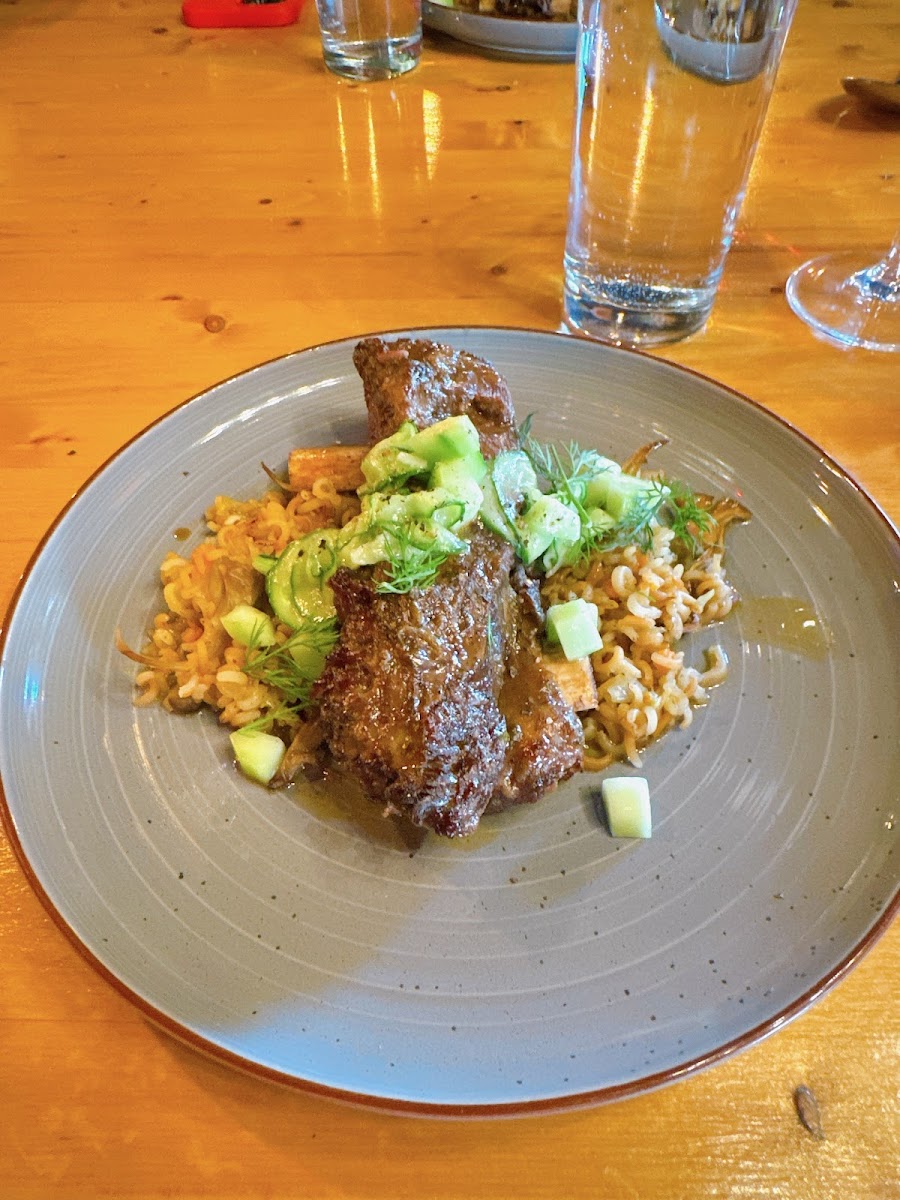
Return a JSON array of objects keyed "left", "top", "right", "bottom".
[
  {"left": 422, "top": 0, "right": 577, "bottom": 59},
  {"left": 1, "top": 324, "right": 898, "bottom": 1117}
]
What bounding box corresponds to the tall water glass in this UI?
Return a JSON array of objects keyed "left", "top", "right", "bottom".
[
  {"left": 315, "top": 0, "right": 422, "bottom": 80},
  {"left": 563, "top": 0, "right": 797, "bottom": 347}
]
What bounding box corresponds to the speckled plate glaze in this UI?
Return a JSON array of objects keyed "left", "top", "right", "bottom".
[
  {"left": 1, "top": 328, "right": 897, "bottom": 1115},
  {"left": 422, "top": 1, "right": 577, "bottom": 61}
]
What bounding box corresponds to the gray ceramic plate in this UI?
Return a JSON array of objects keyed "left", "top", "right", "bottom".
[
  {"left": 1, "top": 328, "right": 897, "bottom": 1115},
  {"left": 423, "top": 0, "right": 577, "bottom": 61}
]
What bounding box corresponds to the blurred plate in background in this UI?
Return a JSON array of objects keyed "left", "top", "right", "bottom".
[{"left": 423, "top": 0, "right": 577, "bottom": 60}]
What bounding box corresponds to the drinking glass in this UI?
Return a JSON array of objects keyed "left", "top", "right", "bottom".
[
  {"left": 314, "top": 0, "right": 422, "bottom": 80},
  {"left": 563, "top": 0, "right": 797, "bottom": 348},
  {"left": 785, "top": 233, "right": 900, "bottom": 352}
]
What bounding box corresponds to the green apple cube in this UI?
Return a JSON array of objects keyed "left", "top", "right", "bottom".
[
  {"left": 230, "top": 729, "right": 285, "bottom": 785},
  {"left": 545, "top": 598, "right": 602, "bottom": 660},
  {"left": 221, "top": 604, "right": 276, "bottom": 647},
  {"left": 601, "top": 776, "right": 652, "bottom": 838}
]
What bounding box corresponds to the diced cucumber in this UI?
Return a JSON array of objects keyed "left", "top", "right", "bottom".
[
  {"left": 585, "top": 471, "right": 667, "bottom": 523},
  {"left": 338, "top": 526, "right": 389, "bottom": 568},
  {"left": 407, "top": 414, "right": 482, "bottom": 467},
  {"left": 430, "top": 460, "right": 485, "bottom": 528},
  {"left": 579, "top": 455, "right": 622, "bottom": 484},
  {"left": 544, "top": 525, "right": 606, "bottom": 575},
  {"left": 405, "top": 489, "right": 464, "bottom": 527},
  {"left": 221, "top": 604, "right": 276, "bottom": 647},
  {"left": 601, "top": 776, "right": 652, "bottom": 838},
  {"left": 581, "top": 463, "right": 622, "bottom": 508},
  {"left": 230, "top": 728, "right": 285, "bottom": 785},
  {"left": 337, "top": 496, "right": 468, "bottom": 573},
  {"left": 429, "top": 496, "right": 470, "bottom": 531},
  {"left": 541, "top": 538, "right": 579, "bottom": 577},
  {"left": 267, "top": 530, "right": 340, "bottom": 628},
  {"left": 360, "top": 486, "right": 476, "bottom": 535},
  {"left": 479, "top": 472, "right": 520, "bottom": 547},
  {"left": 361, "top": 448, "right": 429, "bottom": 494},
  {"left": 287, "top": 641, "right": 328, "bottom": 681},
  {"left": 357, "top": 492, "right": 414, "bottom": 528},
  {"left": 490, "top": 450, "right": 539, "bottom": 527},
  {"left": 586, "top": 506, "right": 616, "bottom": 536},
  {"left": 404, "top": 519, "right": 468, "bottom": 556},
  {"left": 359, "top": 488, "right": 458, "bottom": 530},
  {"left": 537, "top": 505, "right": 616, "bottom": 573},
  {"left": 478, "top": 449, "right": 540, "bottom": 549},
  {"left": 431, "top": 454, "right": 487, "bottom": 492},
  {"left": 360, "top": 422, "right": 428, "bottom": 492},
  {"left": 515, "top": 494, "right": 581, "bottom": 565},
  {"left": 546, "top": 598, "right": 602, "bottom": 660}
]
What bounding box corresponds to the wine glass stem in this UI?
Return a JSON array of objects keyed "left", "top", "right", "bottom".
[{"left": 853, "top": 233, "right": 900, "bottom": 299}]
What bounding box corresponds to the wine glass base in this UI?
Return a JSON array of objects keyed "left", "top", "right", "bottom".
[{"left": 786, "top": 251, "right": 900, "bottom": 353}]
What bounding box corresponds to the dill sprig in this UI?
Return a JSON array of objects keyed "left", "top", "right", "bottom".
[
  {"left": 242, "top": 618, "right": 339, "bottom": 715},
  {"left": 519, "top": 419, "right": 711, "bottom": 564},
  {"left": 595, "top": 479, "right": 670, "bottom": 554},
  {"left": 238, "top": 703, "right": 304, "bottom": 735},
  {"left": 520, "top": 420, "right": 622, "bottom": 565},
  {"left": 520, "top": 420, "right": 614, "bottom": 497},
  {"left": 375, "top": 525, "right": 453, "bottom": 594},
  {"left": 520, "top": 420, "right": 668, "bottom": 563},
  {"left": 661, "top": 479, "right": 714, "bottom": 556}
]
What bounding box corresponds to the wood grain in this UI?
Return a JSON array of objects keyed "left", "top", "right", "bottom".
[{"left": 1, "top": 0, "right": 897, "bottom": 1196}]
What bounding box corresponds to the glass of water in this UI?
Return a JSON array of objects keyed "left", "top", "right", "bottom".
[
  {"left": 563, "top": 0, "right": 797, "bottom": 348},
  {"left": 314, "top": 0, "right": 422, "bottom": 80}
]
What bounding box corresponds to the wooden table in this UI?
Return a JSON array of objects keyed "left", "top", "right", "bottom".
[{"left": 1, "top": 0, "right": 897, "bottom": 1196}]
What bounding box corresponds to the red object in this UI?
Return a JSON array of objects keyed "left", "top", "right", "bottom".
[{"left": 182, "top": 0, "right": 303, "bottom": 28}]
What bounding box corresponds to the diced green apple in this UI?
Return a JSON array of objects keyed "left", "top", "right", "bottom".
[
  {"left": 221, "top": 604, "right": 276, "bottom": 647},
  {"left": 230, "top": 729, "right": 286, "bottom": 785},
  {"left": 545, "top": 598, "right": 602, "bottom": 660},
  {"left": 601, "top": 776, "right": 652, "bottom": 838}
]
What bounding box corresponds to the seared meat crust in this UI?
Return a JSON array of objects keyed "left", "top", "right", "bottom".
[
  {"left": 353, "top": 337, "right": 519, "bottom": 458},
  {"left": 314, "top": 528, "right": 515, "bottom": 838}
]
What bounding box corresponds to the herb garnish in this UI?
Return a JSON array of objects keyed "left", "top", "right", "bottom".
[
  {"left": 375, "top": 525, "right": 454, "bottom": 594},
  {"left": 662, "top": 479, "right": 714, "bottom": 556},
  {"left": 598, "top": 480, "right": 669, "bottom": 552},
  {"left": 242, "top": 617, "right": 339, "bottom": 721},
  {"left": 520, "top": 429, "right": 615, "bottom": 496},
  {"left": 519, "top": 417, "right": 711, "bottom": 564}
]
